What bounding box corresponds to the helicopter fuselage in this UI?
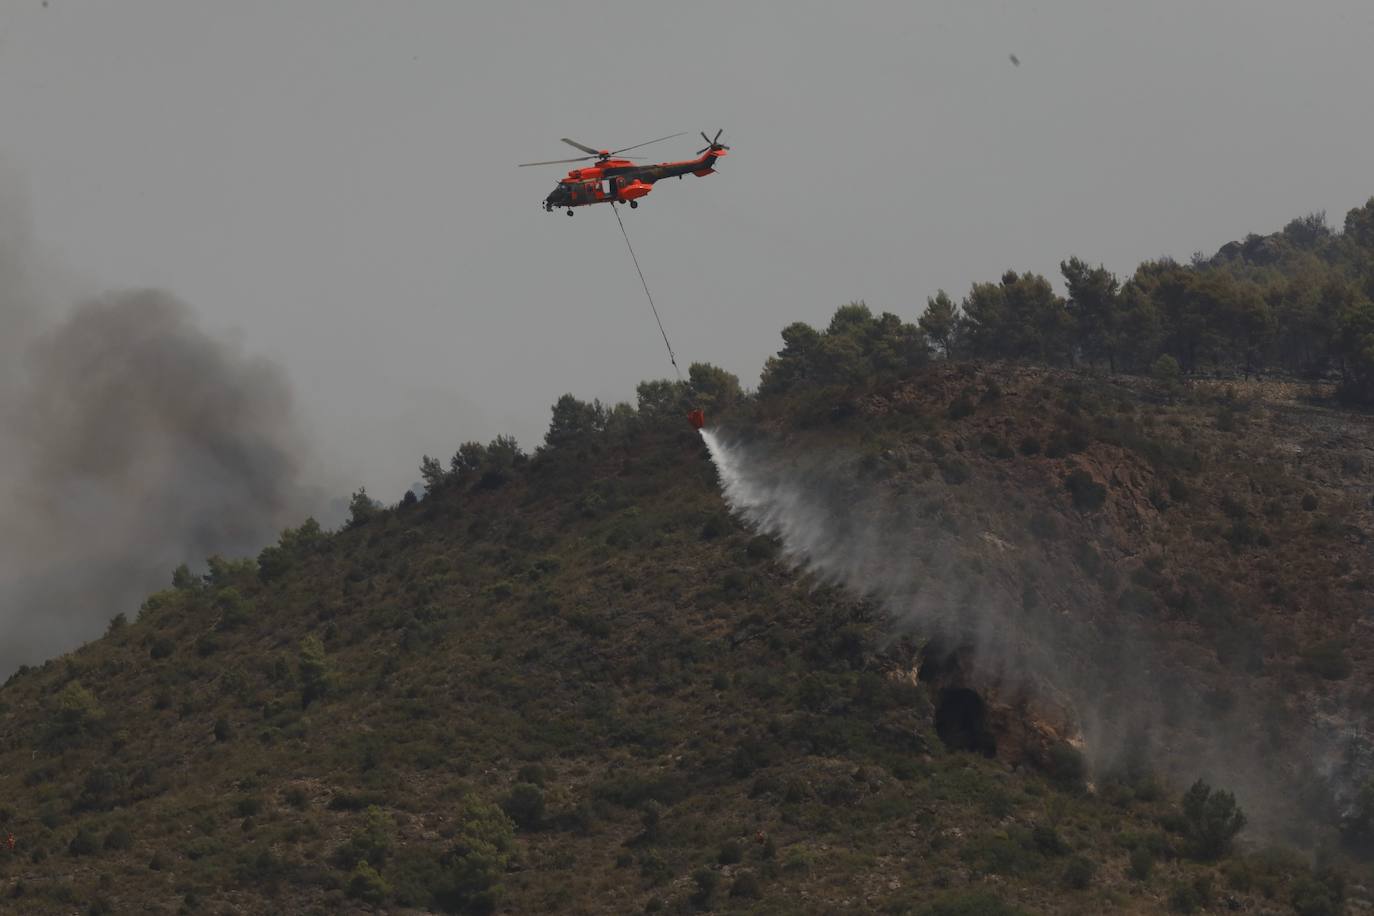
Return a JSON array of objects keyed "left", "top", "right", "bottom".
[{"left": 543, "top": 149, "right": 725, "bottom": 212}]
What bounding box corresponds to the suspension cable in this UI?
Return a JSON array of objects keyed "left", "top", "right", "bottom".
[{"left": 612, "top": 203, "right": 682, "bottom": 381}]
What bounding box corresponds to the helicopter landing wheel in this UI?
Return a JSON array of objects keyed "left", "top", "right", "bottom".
[
  {"left": 567, "top": 209, "right": 574, "bottom": 216},
  {"left": 629, "top": 200, "right": 638, "bottom": 209}
]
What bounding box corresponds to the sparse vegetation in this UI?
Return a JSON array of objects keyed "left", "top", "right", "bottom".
[{"left": 1180, "top": 779, "right": 1247, "bottom": 861}]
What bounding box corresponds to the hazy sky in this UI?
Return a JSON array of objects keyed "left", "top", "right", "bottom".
[{"left": 3, "top": 0, "right": 1373, "bottom": 498}]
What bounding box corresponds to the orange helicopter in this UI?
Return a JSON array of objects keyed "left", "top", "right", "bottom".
[{"left": 519, "top": 130, "right": 729, "bottom": 214}]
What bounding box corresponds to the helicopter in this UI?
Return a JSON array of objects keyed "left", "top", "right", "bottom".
[{"left": 519, "top": 130, "right": 729, "bottom": 214}]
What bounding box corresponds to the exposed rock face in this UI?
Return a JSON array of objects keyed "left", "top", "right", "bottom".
[{"left": 914, "top": 641, "right": 1081, "bottom": 772}]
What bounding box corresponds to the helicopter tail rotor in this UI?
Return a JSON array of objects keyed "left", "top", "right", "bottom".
[{"left": 696, "top": 129, "right": 730, "bottom": 155}]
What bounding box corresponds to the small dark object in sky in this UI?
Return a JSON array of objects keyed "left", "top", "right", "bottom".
[{"left": 1009, "top": 53, "right": 1020, "bottom": 67}]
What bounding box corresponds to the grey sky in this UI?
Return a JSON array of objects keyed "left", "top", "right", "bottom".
[{"left": 3, "top": 0, "right": 1373, "bottom": 499}]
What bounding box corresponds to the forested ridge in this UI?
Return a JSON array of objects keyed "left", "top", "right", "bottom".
[
  {"left": 899, "top": 200, "right": 1374, "bottom": 401},
  {"left": 0, "top": 199, "right": 1371, "bottom": 915}
]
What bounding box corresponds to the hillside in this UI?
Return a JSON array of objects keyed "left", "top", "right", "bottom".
[
  {"left": 4, "top": 197, "right": 1374, "bottom": 914},
  {"left": 1, "top": 348, "right": 1370, "bottom": 914}
]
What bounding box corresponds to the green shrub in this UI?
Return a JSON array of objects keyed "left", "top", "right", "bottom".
[
  {"left": 690, "top": 867, "right": 719, "bottom": 909},
  {"left": 1180, "top": 779, "right": 1246, "bottom": 860},
  {"left": 1151, "top": 354, "right": 1181, "bottom": 383},
  {"left": 49, "top": 681, "right": 104, "bottom": 743},
  {"left": 172, "top": 564, "right": 198, "bottom": 590},
  {"left": 347, "top": 861, "right": 391, "bottom": 905},
  {"left": 637, "top": 849, "right": 671, "bottom": 885},
  {"left": 515, "top": 764, "right": 546, "bottom": 786},
  {"left": 1290, "top": 871, "right": 1345, "bottom": 916},
  {"left": 68, "top": 828, "right": 100, "bottom": 856},
  {"left": 500, "top": 783, "right": 545, "bottom": 830},
  {"left": 1226, "top": 517, "right": 1265, "bottom": 548},
  {"left": 1129, "top": 845, "right": 1154, "bottom": 880},
  {"left": 782, "top": 847, "right": 814, "bottom": 873},
  {"left": 729, "top": 870, "right": 762, "bottom": 898},
  {"left": 1046, "top": 742, "right": 1087, "bottom": 791},
  {"left": 1031, "top": 825, "right": 1067, "bottom": 856},
  {"left": 948, "top": 396, "right": 975, "bottom": 420},
  {"left": 700, "top": 513, "right": 732, "bottom": 540},
  {"left": 213, "top": 587, "right": 250, "bottom": 630},
  {"left": 213, "top": 717, "right": 232, "bottom": 743},
  {"left": 103, "top": 826, "right": 133, "bottom": 851},
  {"left": 746, "top": 535, "right": 778, "bottom": 560},
  {"left": 717, "top": 839, "right": 743, "bottom": 865},
  {"left": 938, "top": 458, "right": 971, "bottom": 485},
  {"left": 347, "top": 487, "right": 381, "bottom": 527},
  {"left": 75, "top": 766, "right": 127, "bottom": 812},
  {"left": 960, "top": 832, "right": 1041, "bottom": 877},
  {"left": 1062, "top": 856, "right": 1095, "bottom": 889},
  {"left": 298, "top": 635, "right": 332, "bottom": 707},
  {"left": 333, "top": 805, "right": 393, "bottom": 869},
  {"left": 432, "top": 799, "right": 514, "bottom": 915},
  {"left": 1168, "top": 881, "right": 1202, "bottom": 913}
]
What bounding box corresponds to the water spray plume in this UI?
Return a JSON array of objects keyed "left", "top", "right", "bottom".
[{"left": 697, "top": 424, "right": 1363, "bottom": 842}]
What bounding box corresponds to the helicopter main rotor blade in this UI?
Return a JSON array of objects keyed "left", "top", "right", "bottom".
[
  {"left": 609, "top": 131, "right": 690, "bottom": 155},
  {"left": 518, "top": 155, "right": 649, "bottom": 167},
  {"left": 561, "top": 138, "right": 601, "bottom": 155},
  {"left": 518, "top": 155, "right": 593, "bottom": 167},
  {"left": 713, "top": 128, "right": 723, "bottom": 143}
]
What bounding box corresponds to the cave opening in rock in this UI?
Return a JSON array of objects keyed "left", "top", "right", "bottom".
[{"left": 935, "top": 687, "right": 997, "bottom": 757}]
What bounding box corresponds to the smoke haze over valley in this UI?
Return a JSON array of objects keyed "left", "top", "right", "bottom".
[{"left": 0, "top": 202, "right": 327, "bottom": 677}]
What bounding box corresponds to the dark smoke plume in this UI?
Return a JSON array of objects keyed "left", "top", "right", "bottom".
[{"left": 0, "top": 207, "right": 323, "bottom": 677}]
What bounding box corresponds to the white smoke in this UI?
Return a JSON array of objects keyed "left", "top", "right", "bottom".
[
  {"left": 699, "top": 425, "right": 1365, "bottom": 844},
  {"left": 701, "top": 427, "right": 1056, "bottom": 692}
]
